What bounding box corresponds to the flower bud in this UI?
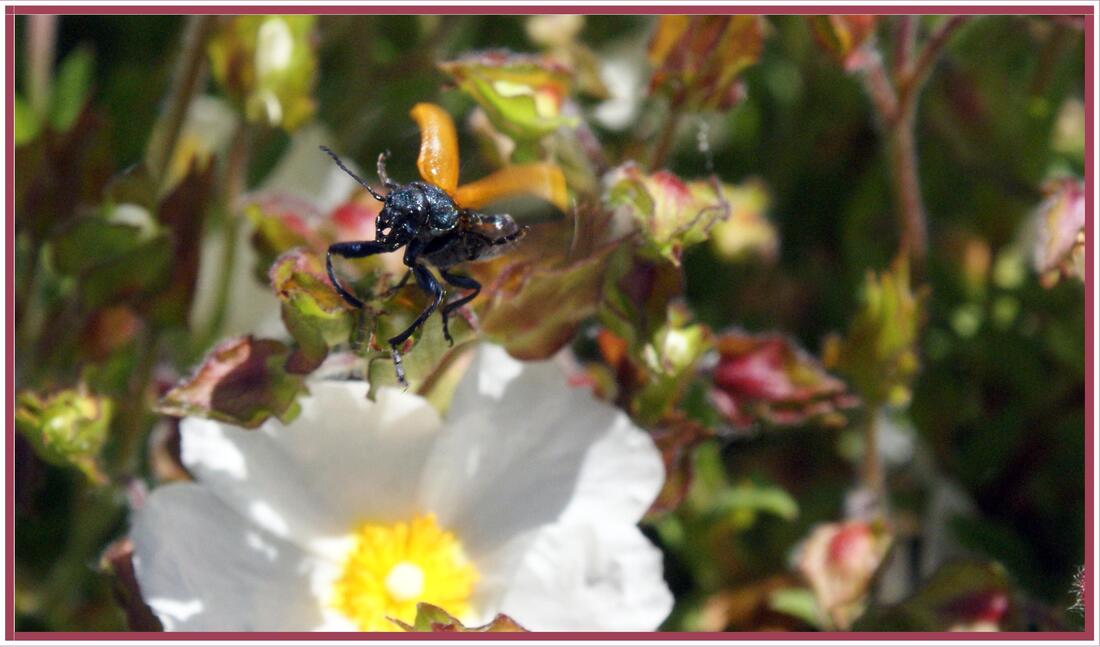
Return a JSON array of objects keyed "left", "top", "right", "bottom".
[{"left": 16, "top": 387, "right": 113, "bottom": 483}]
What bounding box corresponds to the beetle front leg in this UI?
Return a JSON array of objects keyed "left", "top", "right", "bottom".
[
  {"left": 377, "top": 150, "right": 397, "bottom": 190},
  {"left": 386, "top": 264, "right": 444, "bottom": 389},
  {"left": 326, "top": 240, "right": 397, "bottom": 309}
]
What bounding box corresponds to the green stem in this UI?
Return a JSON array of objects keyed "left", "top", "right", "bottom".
[
  {"left": 859, "top": 17, "right": 970, "bottom": 271},
  {"left": 649, "top": 101, "right": 685, "bottom": 171},
  {"left": 194, "top": 124, "right": 250, "bottom": 355},
  {"left": 26, "top": 15, "right": 57, "bottom": 114},
  {"left": 145, "top": 15, "right": 216, "bottom": 190},
  {"left": 112, "top": 328, "right": 159, "bottom": 476},
  {"left": 887, "top": 114, "right": 927, "bottom": 265},
  {"left": 861, "top": 404, "right": 884, "bottom": 501},
  {"left": 40, "top": 486, "right": 120, "bottom": 629},
  {"left": 899, "top": 16, "right": 970, "bottom": 103}
]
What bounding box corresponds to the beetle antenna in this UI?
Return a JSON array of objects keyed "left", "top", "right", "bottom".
[
  {"left": 320, "top": 146, "right": 387, "bottom": 202},
  {"left": 377, "top": 151, "right": 397, "bottom": 189}
]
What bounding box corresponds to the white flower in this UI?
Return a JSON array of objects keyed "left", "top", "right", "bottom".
[{"left": 131, "top": 345, "right": 673, "bottom": 631}]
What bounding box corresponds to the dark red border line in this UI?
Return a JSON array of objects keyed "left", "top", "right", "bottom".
[
  {"left": 6, "top": 5, "right": 16, "bottom": 643},
  {"left": 7, "top": 630, "right": 1095, "bottom": 641},
  {"left": 5, "top": 4, "right": 1096, "bottom": 642},
  {"left": 6, "top": 4, "right": 1097, "bottom": 15},
  {"left": 1084, "top": 10, "right": 1096, "bottom": 643}
]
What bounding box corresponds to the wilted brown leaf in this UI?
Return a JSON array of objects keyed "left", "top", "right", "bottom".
[{"left": 156, "top": 335, "right": 305, "bottom": 428}]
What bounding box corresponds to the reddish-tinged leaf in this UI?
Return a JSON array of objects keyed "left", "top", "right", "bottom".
[
  {"left": 796, "top": 520, "right": 892, "bottom": 629},
  {"left": 809, "top": 16, "right": 879, "bottom": 70},
  {"left": 648, "top": 414, "right": 714, "bottom": 516},
  {"left": 604, "top": 163, "right": 731, "bottom": 266},
  {"left": 712, "top": 330, "right": 856, "bottom": 428},
  {"left": 1031, "top": 177, "right": 1085, "bottom": 288},
  {"left": 477, "top": 243, "right": 616, "bottom": 360},
  {"left": 245, "top": 196, "right": 329, "bottom": 281},
  {"left": 854, "top": 561, "right": 1019, "bottom": 632},
  {"left": 648, "top": 16, "right": 765, "bottom": 111},
  {"left": 157, "top": 336, "right": 304, "bottom": 428},
  {"left": 600, "top": 249, "right": 684, "bottom": 352}
]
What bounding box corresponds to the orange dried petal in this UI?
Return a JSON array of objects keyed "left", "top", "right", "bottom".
[
  {"left": 454, "top": 163, "right": 568, "bottom": 212},
  {"left": 648, "top": 15, "right": 691, "bottom": 66},
  {"left": 410, "top": 103, "right": 460, "bottom": 194}
]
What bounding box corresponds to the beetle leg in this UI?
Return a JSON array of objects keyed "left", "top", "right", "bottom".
[
  {"left": 320, "top": 146, "right": 387, "bottom": 202},
  {"left": 387, "top": 264, "right": 445, "bottom": 388},
  {"left": 327, "top": 240, "right": 398, "bottom": 309},
  {"left": 438, "top": 271, "right": 481, "bottom": 347}
]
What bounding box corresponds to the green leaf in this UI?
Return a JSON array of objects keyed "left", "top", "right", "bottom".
[
  {"left": 710, "top": 480, "right": 800, "bottom": 529},
  {"left": 438, "top": 50, "right": 576, "bottom": 143},
  {"left": 14, "top": 93, "right": 41, "bottom": 146},
  {"left": 269, "top": 249, "right": 355, "bottom": 373},
  {"left": 50, "top": 212, "right": 175, "bottom": 309},
  {"left": 391, "top": 603, "right": 527, "bottom": 632},
  {"left": 49, "top": 47, "right": 95, "bottom": 132},
  {"left": 52, "top": 219, "right": 152, "bottom": 276},
  {"left": 768, "top": 588, "right": 826, "bottom": 629},
  {"left": 634, "top": 308, "right": 712, "bottom": 425},
  {"left": 366, "top": 295, "right": 473, "bottom": 396},
  {"left": 824, "top": 256, "right": 926, "bottom": 408}
]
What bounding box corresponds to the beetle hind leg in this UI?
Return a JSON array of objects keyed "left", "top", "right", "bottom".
[{"left": 438, "top": 271, "right": 481, "bottom": 347}]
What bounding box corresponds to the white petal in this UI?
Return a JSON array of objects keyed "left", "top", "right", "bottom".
[
  {"left": 131, "top": 483, "right": 330, "bottom": 631},
  {"left": 421, "top": 345, "right": 664, "bottom": 554},
  {"left": 181, "top": 381, "right": 441, "bottom": 551},
  {"left": 190, "top": 220, "right": 284, "bottom": 341},
  {"left": 260, "top": 123, "right": 360, "bottom": 213},
  {"left": 494, "top": 522, "right": 673, "bottom": 631}
]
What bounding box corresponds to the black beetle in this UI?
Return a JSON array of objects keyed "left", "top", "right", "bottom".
[{"left": 321, "top": 146, "right": 526, "bottom": 387}]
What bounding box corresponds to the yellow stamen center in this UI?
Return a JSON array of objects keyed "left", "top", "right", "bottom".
[{"left": 329, "top": 514, "right": 478, "bottom": 631}]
